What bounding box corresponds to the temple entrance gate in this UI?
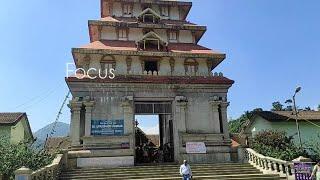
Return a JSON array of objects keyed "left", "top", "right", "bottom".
[{"left": 134, "top": 101, "right": 174, "bottom": 164}]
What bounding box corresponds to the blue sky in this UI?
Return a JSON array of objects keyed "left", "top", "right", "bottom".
[{"left": 0, "top": 0, "right": 319, "bottom": 132}]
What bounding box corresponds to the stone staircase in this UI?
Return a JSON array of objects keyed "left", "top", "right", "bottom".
[{"left": 59, "top": 163, "right": 282, "bottom": 180}]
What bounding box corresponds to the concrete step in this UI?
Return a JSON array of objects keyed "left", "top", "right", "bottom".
[
  {"left": 63, "top": 169, "right": 260, "bottom": 177},
  {"left": 60, "top": 174, "right": 281, "bottom": 180},
  {"left": 63, "top": 164, "right": 254, "bottom": 173},
  {"left": 60, "top": 170, "right": 261, "bottom": 179},
  {"left": 59, "top": 163, "right": 282, "bottom": 180},
  {"left": 62, "top": 166, "right": 258, "bottom": 175},
  {"left": 66, "top": 163, "right": 252, "bottom": 171}
]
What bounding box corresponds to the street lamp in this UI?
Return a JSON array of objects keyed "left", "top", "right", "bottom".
[{"left": 292, "top": 87, "right": 303, "bottom": 148}]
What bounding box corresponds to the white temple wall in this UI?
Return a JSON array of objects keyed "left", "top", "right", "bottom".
[
  {"left": 185, "top": 95, "right": 212, "bottom": 133},
  {"left": 132, "top": 4, "right": 142, "bottom": 17},
  {"left": 128, "top": 28, "right": 143, "bottom": 41},
  {"left": 197, "top": 58, "right": 209, "bottom": 76},
  {"left": 170, "top": 6, "right": 180, "bottom": 20},
  {"left": 113, "top": 2, "right": 122, "bottom": 17},
  {"left": 101, "top": 26, "right": 117, "bottom": 40},
  {"left": 173, "top": 58, "right": 185, "bottom": 76},
  {"left": 130, "top": 56, "right": 142, "bottom": 74},
  {"left": 79, "top": 55, "right": 210, "bottom": 77},
  {"left": 179, "top": 30, "right": 193, "bottom": 43},
  {"left": 154, "top": 29, "right": 167, "bottom": 41},
  {"left": 89, "top": 55, "right": 102, "bottom": 71},
  {"left": 115, "top": 55, "right": 127, "bottom": 74},
  {"left": 159, "top": 57, "right": 171, "bottom": 75},
  {"left": 151, "top": 5, "right": 161, "bottom": 15}
]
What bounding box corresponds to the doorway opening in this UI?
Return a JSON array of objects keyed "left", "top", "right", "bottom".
[{"left": 134, "top": 102, "right": 174, "bottom": 164}]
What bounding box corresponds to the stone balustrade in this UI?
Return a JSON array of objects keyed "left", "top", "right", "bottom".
[
  {"left": 245, "top": 148, "right": 294, "bottom": 179},
  {"left": 15, "top": 154, "right": 65, "bottom": 180}
]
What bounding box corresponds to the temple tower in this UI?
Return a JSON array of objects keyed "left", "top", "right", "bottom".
[{"left": 66, "top": 0, "right": 234, "bottom": 168}]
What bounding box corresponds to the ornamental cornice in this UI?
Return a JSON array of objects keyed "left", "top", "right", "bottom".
[
  {"left": 72, "top": 48, "right": 226, "bottom": 60},
  {"left": 109, "top": 0, "right": 192, "bottom": 6},
  {"left": 89, "top": 20, "right": 206, "bottom": 31}
]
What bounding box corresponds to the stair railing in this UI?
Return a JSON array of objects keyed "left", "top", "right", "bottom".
[
  {"left": 14, "top": 153, "right": 65, "bottom": 180},
  {"left": 245, "top": 148, "right": 294, "bottom": 179}
]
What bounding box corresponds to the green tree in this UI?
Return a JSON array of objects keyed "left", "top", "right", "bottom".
[
  {"left": 306, "top": 134, "right": 320, "bottom": 161},
  {"left": 228, "top": 109, "right": 262, "bottom": 133},
  {"left": 252, "top": 130, "right": 307, "bottom": 161},
  {"left": 0, "top": 137, "right": 54, "bottom": 179},
  {"left": 271, "top": 101, "right": 284, "bottom": 111}
]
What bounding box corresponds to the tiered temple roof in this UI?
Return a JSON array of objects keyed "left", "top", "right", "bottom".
[
  {"left": 68, "top": 0, "right": 233, "bottom": 86},
  {"left": 72, "top": 0, "right": 222, "bottom": 60}
]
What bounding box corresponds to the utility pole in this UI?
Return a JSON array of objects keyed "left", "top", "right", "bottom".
[{"left": 292, "top": 87, "right": 303, "bottom": 148}]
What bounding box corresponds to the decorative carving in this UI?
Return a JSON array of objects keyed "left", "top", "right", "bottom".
[
  {"left": 101, "top": 55, "right": 116, "bottom": 69},
  {"left": 220, "top": 102, "right": 230, "bottom": 110},
  {"left": 120, "top": 96, "right": 133, "bottom": 107},
  {"left": 126, "top": 56, "right": 132, "bottom": 73},
  {"left": 175, "top": 96, "right": 188, "bottom": 103},
  {"left": 184, "top": 58, "right": 198, "bottom": 76},
  {"left": 210, "top": 95, "right": 219, "bottom": 102},
  {"left": 83, "top": 55, "right": 91, "bottom": 70},
  {"left": 140, "top": 59, "right": 145, "bottom": 71},
  {"left": 207, "top": 60, "right": 213, "bottom": 73},
  {"left": 169, "top": 58, "right": 175, "bottom": 74},
  {"left": 73, "top": 48, "right": 225, "bottom": 59}
]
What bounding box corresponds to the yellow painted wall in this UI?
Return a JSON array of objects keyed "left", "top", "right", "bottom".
[
  {"left": 10, "top": 118, "right": 25, "bottom": 144},
  {"left": 0, "top": 117, "right": 33, "bottom": 144},
  {"left": 249, "top": 116, "right": 320, "bottom": 145}
]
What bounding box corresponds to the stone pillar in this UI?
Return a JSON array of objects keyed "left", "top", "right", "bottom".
[
  {"left": 174, "top": 96, "right": 188, "bottom": 162},
  {"left": 15, "top": 167, "right": 32, "bottom": 180},
  {"left": 209, "top": 100, "right": 221, "bottom": 133},
  {"left": 121, "top": 96, "right": 134, "bottom": 149},
  {"left": 68, "top": 100, "right": 82, "bottom": 146},
  {"left": 84, "top": 101, "right": 94, "bottom": 137},
  {"left": 220, "top": 102, "right": 230, "bottom": 139},
  {"left": 175, "top": 96, "right": 187, "bottom": 132}
]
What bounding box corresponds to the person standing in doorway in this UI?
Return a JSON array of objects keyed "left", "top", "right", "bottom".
[
  {"left": 180, "top": 160, "right": 192, "bottom": 180},
  {"left": 312, "top": 161, "right": 320, "bottom": 180}
]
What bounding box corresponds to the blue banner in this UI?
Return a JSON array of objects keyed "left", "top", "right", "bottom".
[{"left": 91, "top": 119, "right": 124, "bottom": 136}]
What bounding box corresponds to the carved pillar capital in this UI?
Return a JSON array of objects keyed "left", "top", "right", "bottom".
[
  {"left": 68, "top": 100, "right": 82, "bottom": 112},
  {"left": 220, "top": 102, "right": 230, "bottom": 110},
  {"left": 209, "top": 100, "right": 220, "bottom": 107},
  {"left": 83, "top": 101, "right": 94, "bottom": 108},
  {"left": 120, "top": 96, "right": 133, "bottom": 107}
]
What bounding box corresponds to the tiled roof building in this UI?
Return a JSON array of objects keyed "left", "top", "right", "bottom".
[
  {"left": 0, "top": 112, "right": 34, "bottom": 144},
  {"left": 242, "top": 111, "right": 320, "bottom": 145}
]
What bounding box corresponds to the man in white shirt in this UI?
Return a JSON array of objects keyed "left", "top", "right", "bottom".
[{"left": 180, "top": 160, "right": 192, "bottom": 180}]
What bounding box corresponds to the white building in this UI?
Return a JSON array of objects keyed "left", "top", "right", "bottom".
[{"left": 66, "top": 0, "right": 234, "bottom": 168}]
